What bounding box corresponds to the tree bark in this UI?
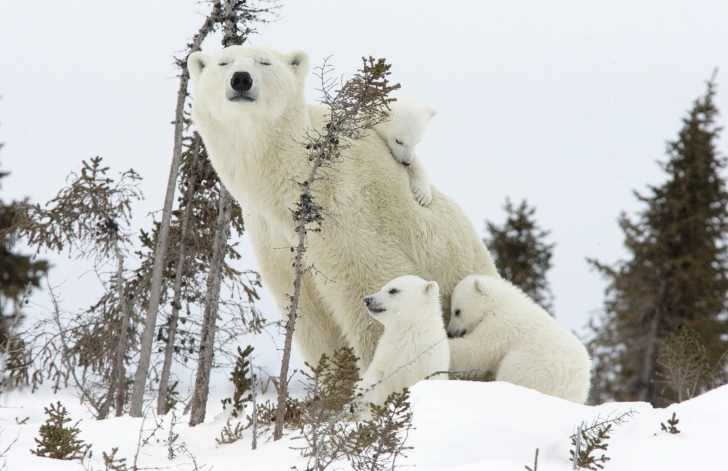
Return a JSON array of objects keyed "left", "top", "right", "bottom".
[
  {"left": 156, "top": 137, "right": 202, "bottom": 415},
  {"left": 188, "top": 187, "right": 232, "bottom": 426},
  {"left": 129, "top": 4, "right": 221, "bottom": 418},
  {"left": 113, "top": 239, "right": 133, "bottom": 417}
]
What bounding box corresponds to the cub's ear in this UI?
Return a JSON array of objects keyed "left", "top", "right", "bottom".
[
  {"left": 426, "top": 104, "right": 438, "bottom": 118},
  {"left": 474, "top": 278, "right": 486, "bottom": 296},
  {"left": 286, "top": 50, "right": 310, "bottom": 78},
  {"left": 424, "top": 281, "right": 439, "bottom": 296},
  {"left": 187, "top": 52, "right": 209, "bottom": 83}
]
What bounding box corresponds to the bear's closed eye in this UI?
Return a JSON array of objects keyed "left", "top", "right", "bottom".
[{"left": 388, "top": 288, "right": 399, "bottom": 295}]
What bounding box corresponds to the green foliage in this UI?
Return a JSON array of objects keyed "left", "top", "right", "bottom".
[
  {"left": 484, "top": 198, "right": 555, "bottom": 313},
  {"left": 347, "top": 390, "right": 414, "bottom": 471},
  {"left": 257, "top": 396, "right": 303, "bottom": 430},
  {"left": 656, "top": 328, "right": 711, "bottom": 402},
  {"left": 5, "top": 156, "right": 141, "bottom": 258},
  {"left": 30, "top": 402, "right": 92, "bottom": 461},
  {"left": 661, "top": 412, "right": 681, "bottom": 434},
  {"left": 587, "top": 77, "right": 728, "bottom": 405},
  {"left": 298, "top": 348, "right": 413, "bottom": 471},
  {"left": 304, "top": 347, "right": 360, "bottom": 414},
  {"left": 3, "top": 336, "right": 30, "bottom": 389},
  {"left": 102, "top": 447, "right": 128, "bottom": 471},
  {"left": 569, "top": 410, "right": 636, "bottom": 470},
  {"left": 570, "top": 423, "right": 611, "bottom": 470},
  {"left": 215, "top": 418, "right": 245, "bottom": 445},
  {"left": 221, "top": 345, "right": 254, "bottom": 418},
  {"left": 0, "top": 157, "right": 49, "bottom": 352},
  {"left": 163, "top": 380, "right": 181, "bottom": 415}
]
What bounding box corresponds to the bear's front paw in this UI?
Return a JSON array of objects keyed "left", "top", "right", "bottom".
[{"left": 411, "top": 183, "right": 433, "bottom": 207}]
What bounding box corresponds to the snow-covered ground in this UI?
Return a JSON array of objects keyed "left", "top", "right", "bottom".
[{"left": 2, "top": 381, "right": 726, "bottom": 470}]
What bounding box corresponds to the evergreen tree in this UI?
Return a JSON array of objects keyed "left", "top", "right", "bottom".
[
  {"left": 484, "top": 198, "right": 555, "bottom": 313},
  {"left": 0, "top": 156, "right": 49, "bottom": 345},
  {"left": 588, "top": 77, "right": 728, "bottom": 405},
  {"left": 30, "top": 401, "right": 92, "bottom": 461}
]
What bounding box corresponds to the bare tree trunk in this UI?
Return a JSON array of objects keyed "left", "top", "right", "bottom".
[
  {"left": 638, "top": 308, "right": 661, "bottom": 402},
  {"left": 187, "top": 0, "right": 251, "bottom": 428},
  {"left": 188, "top": 187, "right": 233, "bottom": 426},
  {"left": 129, "top": 3, "right": 221, "bottom": 418},
  {"left": 274, "top": 160, "right": 324, "bottom": 441},
  {"left": 113, "top": 239, "right": 133, "bottom": 417},
  {"left": 156, "top": 137, "right": 202, "bottom": 415}
]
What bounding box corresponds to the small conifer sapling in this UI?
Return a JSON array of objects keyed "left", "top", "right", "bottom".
[{"left": 30, "top": 401, "right": 92, "bottom": 461}]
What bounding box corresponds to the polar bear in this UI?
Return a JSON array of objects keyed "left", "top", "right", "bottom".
[
  {"left": 355, "top": 276, "right": 449, "bottom": 417},
  {"left": 373, "top": 97, "right": 437, "bottom": 206},
  {"left": 187, "top": 45, "right": 499, "bottom": 369},
  {"left": 448, "top": 275, "right": 591, "bottom": 403}
]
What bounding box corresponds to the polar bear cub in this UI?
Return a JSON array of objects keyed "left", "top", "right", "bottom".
[
  {"left": 448, "top": 275, "right": 591, "bottom": 403},
  {"left": 373, "top": 97, "right": 437, "bottom": 206},
  {"left": 355, "top": 275, "right": 449, "bottom": 417}
]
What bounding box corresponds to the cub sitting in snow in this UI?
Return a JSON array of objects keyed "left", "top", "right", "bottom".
[
  {"left": 448, "top": 275, "right": 591, "bottom": 403},
  {"left": 355, "top": 275, "right": 450, "bottom": 418},
  {"left": 373, "top": 97, "right": 437, "bottom": 206}
]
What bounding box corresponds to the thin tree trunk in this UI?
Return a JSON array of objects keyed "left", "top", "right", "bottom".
[
  {"left": 188, "top": 187, "right": 233, "bottom": 426},
  {"left": 187, "top": 0, "right": 245, "bottom": 428},
  {"left": 157, "top": 137, "right": 202, "bottom": 415},
  {"left": 129, "top": 4, "right": 221, "bottom": 418},
  {"left": 638, "top": 310, "right": 661, "bottom": 402},
  {"left": 97, "top": 238, "right": 131, "bottom": 420},
  {"left": 274, "top": 160, "right": 324, "bottom": 441},
  {"left": 113, "top": 239, "right": 133, "bottom": 417}
]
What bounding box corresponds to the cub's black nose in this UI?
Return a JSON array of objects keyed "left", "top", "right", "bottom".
[
  {"left": 363, "top": 296, "right": 373, "bottom": 307},
  {"left": 231, "top": 71, "right": 253, "bottom": 92}
]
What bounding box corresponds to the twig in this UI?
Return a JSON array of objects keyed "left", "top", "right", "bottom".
[{"left": 47, "top": 283, "right": 103, "bottom": 415}]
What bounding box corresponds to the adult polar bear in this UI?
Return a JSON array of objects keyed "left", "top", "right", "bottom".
[{"left": 187, "top": 45, "right": 498, "bottom": 368}]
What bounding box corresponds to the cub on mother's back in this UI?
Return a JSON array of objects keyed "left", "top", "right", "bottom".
[{"left": 187, "top": 45, "right": 499, "bottom": 371}]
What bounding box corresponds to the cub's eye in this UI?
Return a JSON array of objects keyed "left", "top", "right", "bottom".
[
  {"left": 395, "top": 139, "right": 404, "bottom": 146},
  {"left": 218, "top": 61, "right": 229, "bottom": 66},
  {"left": 388, "top": 288, "right": 399, "bottom": 295},
  {"left": 259, "top": 58, "right": 272, "bottom": 66},
  {"left": 454, "top": 309, "right": 461, "bottom": 317}
]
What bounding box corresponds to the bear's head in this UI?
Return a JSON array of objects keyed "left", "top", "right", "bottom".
[
  {"left": 376, "top": 96, "right": 438, "bottom": 165},
  {"left": 187, "top": 45, "right": 309, "bottom": 128},
  {"left": 447, "top": 275, "right": 492, "bottom": 338},
  {"left": 363, "top": 275, "right": 440, "bottom": 329}
]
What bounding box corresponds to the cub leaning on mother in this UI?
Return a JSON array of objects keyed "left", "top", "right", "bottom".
[{"left": 187, "top": 45, "right": 499, "bottom": 369}]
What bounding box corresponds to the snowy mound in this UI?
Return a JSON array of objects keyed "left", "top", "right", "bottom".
[{"left": 3, "top": 381, "right": 727, "bottom": 470}]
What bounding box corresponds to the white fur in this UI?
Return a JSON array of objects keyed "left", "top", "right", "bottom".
[
  {"left": 448, "top": 275, "right": 592, "bottom": 403},
  {"left": 356, "top": 276, "right": 449, "bottom": 418},
  {"left": 374, "top": 97, "right": 437, "bottom": 206},
  {"left": 187, "top": 46, "right": 499, "bottom": 369}
]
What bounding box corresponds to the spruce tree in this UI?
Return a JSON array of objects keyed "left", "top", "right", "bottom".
[
  {"left": 31, "top": 401, "right": 92, "bottom": 461},
  {"left": 484, "top": 198, "right": 555, "bottom": 313},
  {"left": 0, "top": 157, "right": 49, "bottom": 345},
  {"left": 588, "top": 77, "right": 728, "bottom": 405}
]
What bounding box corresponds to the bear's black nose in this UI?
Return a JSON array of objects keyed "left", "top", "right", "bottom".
[
  {"left": 363, "top": 296, "right": 373, "bottom": 307},
  {"left": 231, "top": 71, "right": 253, "bottom": 92}
]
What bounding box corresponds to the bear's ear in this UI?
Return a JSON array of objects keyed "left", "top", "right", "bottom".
[
  {"left": 286, "top": 50, "right": 310, "bottom": 79},
  {"left": 426, "top": 104, "right": 438, "bottom": 118},
  {"left": 187, "top": 52, "right": 209, "bottom": 83},
  {"left": 424, "top": 281, "right": 439, "bottom": 296},
  {"left": 473, "top": 278, "right": 486, "bottom": 296}
]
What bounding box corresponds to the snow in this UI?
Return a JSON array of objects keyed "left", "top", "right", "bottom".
[{"left": 3, "top": 381, "right": 727, "bottom": 470}]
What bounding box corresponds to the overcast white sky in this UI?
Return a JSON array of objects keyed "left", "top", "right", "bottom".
[{"left": 1, "top": 0, "right": 728, "bottom": 375}]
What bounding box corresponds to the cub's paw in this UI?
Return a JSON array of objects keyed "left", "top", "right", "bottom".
[{"left": 411, "top": 182, "right": 433, "bottom": 207}]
